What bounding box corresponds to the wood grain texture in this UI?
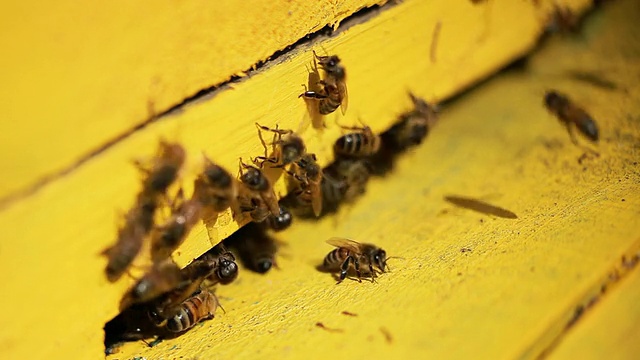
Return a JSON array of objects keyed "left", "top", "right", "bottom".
[{"left": 0, "top": 0, "right": 389, "bottom": 201}]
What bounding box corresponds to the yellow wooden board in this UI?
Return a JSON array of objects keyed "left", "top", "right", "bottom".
[
  {"left": 0, "top": 0, "right": 621, "bottom": 359},
  {"left": 0, "top": 0, "right": 388, "bottom": 202},
  {"left": 549, "top": 264, "right": 640, "bottom": 360}
]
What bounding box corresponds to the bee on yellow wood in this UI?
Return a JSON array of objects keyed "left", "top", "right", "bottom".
[
  {"left": 322, "top": 238, "right": 388, "bottom": 283},
  {"left": 237, "top": 158, "right": 280, "bottom": 221},
  {"left": 544, "top": 90, "right": 599, "bottom": 143},
  {"left": 150, "top": 288, "right": 221, "bottom": 333},
  {"left": 103, "top": 141, "right": 186, "bottom": 282},
  {"left": 119, "top": 259, "right": 185, "bottom": 311},
  {"left": 325, "top": 157, "right": 370, "bottom": 204},
  {"left": 386, "top": 93, "right": 438, "bottom": 150},
  {"left": 193, "top": 156, "right": 240, "bottom": 215},
  {"left": 150, "top": 190, "right": 203, "bottom": 263},
  {"left": 299, "top": 50, "right": 348, "bottom": 115},
  {"left": 151, "top": 244, "right": 237, "bottom": 320},
  {"left": 137, "top": 141, "right": 186, "bottom": 197},
  {"left": 333, "top": 123, "right": 381, "bottom": 158},
  {"left": 287, "top": 153, "right": 323, "bottom": 217},
  {"left": 102, "top": 201, "right": 155, "bottom": 282},
  {"left": 253, "top": 123, "right": 306, "bottom": 168}
]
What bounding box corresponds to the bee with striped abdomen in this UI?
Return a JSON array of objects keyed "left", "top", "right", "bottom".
[
  {"left": 103, "top": 141, "right": 185, "bottom": 282},
  {"left": 333, "top": 123, "right": 381, "bottom": 158},
  {"left": 322, "top": 237, "right": 388, "bottom": 284},
  {"left": 150, "top": 288, "right": 220, "bottom": 333}
]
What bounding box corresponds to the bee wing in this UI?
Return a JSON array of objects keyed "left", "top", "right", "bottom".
[
  {"left": 340, "top": 82, "right": 348, "bottom": 115},
  {"left": 326, "top": 237, "right": 361, "bottom": 252}
]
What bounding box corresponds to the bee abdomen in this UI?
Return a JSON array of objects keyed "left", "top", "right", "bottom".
[
  {"left": 323, "top": 249, "right": 344, "bottom": 269},
  {"left": 319, "top": 99, "right": 340, "bottom": 115},
  {"left": 578, "top": 117, "right": 599, "bottom": 141},
  {"left": 166, "top": 297, "right": 200, "bottom": 332}
]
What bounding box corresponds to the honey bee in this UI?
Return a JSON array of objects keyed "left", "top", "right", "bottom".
[
  {"left": 151, "top": 244, "right": 237, "bottom": 320},
  {"left": 544, "top": 90, "right": 599, "bottom": 143},
  {"left": 322, "top": 238, "right": 388, "bottom": 283},
  {"left": 299, "top": 50, "right": 348, "bottom": 115},
  {"left": 253, "top": 123, "right": 306, "bottom": 168},
  {"left": 325, "top": 157, "right": 370, "bottom": 203},
  {"left": 137, "top": 141, "right": 186, "bottom": 196},
  {"left": 386, "top": 93, "right": 438, "bottom": 151},
  {"left": 333, "top": 123, "right": 381, "bottom": 158},
  {"left": 193, "top": 157, "right": 239, "bottom": 214},
  {"left": 224, "top": 223, "right": 280, "bottom": 273},
  {"left": 102, "top": 198, "right": 156, "bottom": 282},
  {"left": 150, "top": 192, "right": 203, "bottom": 263},
  {"left": 119, "top": 259, "right": 185, "bottom": 311},
  {"left": 150, "top": 288, "right": 220, "bottom": 333},
  {"left": 287, "top": 153, "right": 323, "bottom": 217},
  {"left": 237, "top": 158, "right": 279, "bottom": 220},
  {"left": 263, "top": 204, "right": 293, "bottom": 232},
  {"left": 103, "top": 141, "right": 185, "bottom": 282}
]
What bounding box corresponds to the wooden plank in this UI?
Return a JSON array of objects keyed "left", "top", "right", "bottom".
[
  {"left": 0, "top": 0, "right": 598, "bottom": 359},
  {"left": 548, "top": 263, "right": 640, "bottom": 360},
  {"left": 0, "top": 0, "right": 388, "bottom": 201}
]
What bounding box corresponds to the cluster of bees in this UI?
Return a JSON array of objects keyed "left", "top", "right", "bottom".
[
  {"left": 103, "top": 47, "right": 598, "bottom": 352},
  {"left": 103, "top": 50, "right": 438, "bottom": 352}
]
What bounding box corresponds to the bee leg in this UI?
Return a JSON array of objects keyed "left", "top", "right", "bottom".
[
  {"left": 566, "top": 123, "right": 580, "bottom": 147},
  {"left": 353, "top": 256, "right": 362, "bottom": 283},
  {"left": 337, "top": 256, "right": 352, "bottom": 284},
  {"left": 369, "top": 263, "right": 377, "bottom": 283},
  {"left": 300, "top": 91, "right": 328, "bottom": 100}
]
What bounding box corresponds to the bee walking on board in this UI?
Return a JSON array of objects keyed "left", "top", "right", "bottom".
[
  {"left": 287, "top": 153, "right": 324, "bottom": 217},
  {"left": 333, "top": 122, "right": 381, "bottom": 158},
  {"left": 193, "top": 156, "right": 240, "bottom": 217},
  {"left": 253, "top": 123, "right": 306, "bottom": 168},
  {"left": 544, "top": 90, "right": 599, "bottom": 144},
  {"left": 299, "top": 50, "right": 348, "bottom": 115},
  {"left": 236, "top": 158, "right": 280, "bottom": 222},
  {"left": 149, "top": 288, "right": 221, "bottom": 333},
  {"left": 150, "top": 189, "right": 202, "bottom": 263},
  {"left": 119, "top": 259, "right": 185, "bottom": 311},
  {"left": 103, "top": 141, "right": 186, "bottom": 282},
  {"left": 322, "top": 238, "right": 388, "bottom": 284}
]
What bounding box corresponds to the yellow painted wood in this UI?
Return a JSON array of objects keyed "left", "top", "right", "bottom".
[
  {"left": 0, "top": 0, "right": 603, "bottom": 359},
  {"left": 549, "top": 265, "right": 640, "bottom": 360},
  {"left": 0, "top": 0, "right": 388, "bottom": 201}
]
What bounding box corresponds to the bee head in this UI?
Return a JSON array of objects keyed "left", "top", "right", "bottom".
[
  {"left": 217, "top": 256, "right": 239, "bottom": 284},
  {"left": 373, "top": 249, "right": 388, "bottom": 273},
  {"left": 272, "top": 206, "right": 293, "bottom": 231},
  {"left": 240, "top": 167, "right": 267, "bottom": 190}
]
